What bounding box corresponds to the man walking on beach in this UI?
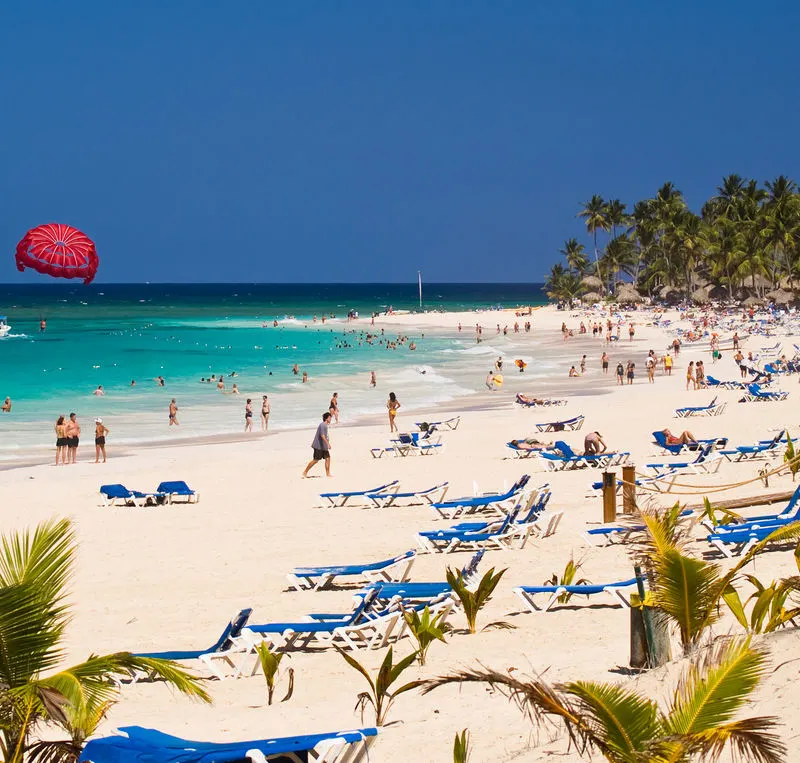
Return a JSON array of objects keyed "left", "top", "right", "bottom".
[
  {"left": 169, "top": 399, "right": 179, "bottom": 426},
  {"left": 302, "top": 412, "right": 332, "bottom": 478},
  {"left": 66, "top": 412, "right": 80, "bottom": 464}
]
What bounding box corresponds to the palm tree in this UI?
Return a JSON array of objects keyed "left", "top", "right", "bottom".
[
  {"left": 762, "top": 175, "right": 800, "bottom": 286},
  {"left": 0, "top": 519, "right": 210, "bottom": 763},
  {"left": 578, "top": 195, "right": 609, "bottom": 285},
  {"left": 605, "top": 199, "right": 628, "bottom": 240},
  {"left": 632, "top": 504, "right": 800, "bottom": 654},
  {"left": 423, "top": 638, "right": 785, "bottom": 762},
  {"left": 600, "top": 234, "right": 636, "bottom": 294},
  {"left": 545, "top": 264, "right": 582, "bottom": 306},
  {"left": 559, "top": 238, "right": 589, "bottom": 276},
  {"left": 706, "top": 219, "right": 747, "bottom": 301}
]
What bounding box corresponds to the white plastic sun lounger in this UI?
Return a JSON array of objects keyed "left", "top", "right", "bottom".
[
  {"left": 513, "top": 578, "right": 637, "bottom": 612},
  {"left": 366, "top": 482, "right": 450, "bottom": 508},
  {"left": 319, "top": 481, "right": 400, "bottom": 507}
]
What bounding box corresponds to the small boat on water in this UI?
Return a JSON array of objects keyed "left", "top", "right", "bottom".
[{"left": 0, "top": 317, "right": 10, "bottom": 337}]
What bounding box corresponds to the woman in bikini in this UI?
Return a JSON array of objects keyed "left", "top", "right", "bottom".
[
  {"left": 387, "top": 391, "right": 401, "bottom": 432},
  {"left": 261, "top": 395, "right": 270, "bottom": 431},
  {"left": 55, "top": 415, "right": 68, "bottom": 466},
  {"left": 244, "top": 399, "right": 253, "bottom": 432},
  {"left": 94, "top": 418, "right": 109, "bottom": 464}
]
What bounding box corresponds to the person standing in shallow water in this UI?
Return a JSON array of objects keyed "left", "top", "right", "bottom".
[
  {"left": 387, "top": 391, "right": 401, "bottom": 432},
  {"left": 302, "top": 412, "right": 332, "bottom": 478},
  {"left": 329, "top": 392, "right": 339, "bottom": 424},
  {"left": 169, "top": 399, "right": 179, "bottom": 426},
  {"left": 244, "top": 398, "right": 253, "bottom": 432}
]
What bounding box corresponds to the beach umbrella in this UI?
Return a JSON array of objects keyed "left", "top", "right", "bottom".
[
  {"left": 581, "top": 291, "right": 603, "bottom": 303},
  {"left": 742, "top": 295, "right": 762, "bottom": 307},
  {"left": 15, "top": 223, "right": 99, "bottom": 284},
  {"left": 690, "top": 287, "right": 711, "bottom": 304}
]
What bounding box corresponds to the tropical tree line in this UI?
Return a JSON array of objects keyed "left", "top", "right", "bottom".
[{"left": 545, "top": 175, "right": 800, "bottom": 305}]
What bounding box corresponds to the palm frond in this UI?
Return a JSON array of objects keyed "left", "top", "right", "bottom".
[
  {"left": 664, "top": 638, "right": 768, "bottom": 736},
  {"left": 649, "top": 548, "right": 722, "bottom": 651},
  {"left": 562, "top": 680, "right": 660, "bottom": 757},
  {"left": 421, "top": 668, "right": 599, "bottom": 758},
  {"left": 675, "top": 717, "right": 785, "bottom": 763}
]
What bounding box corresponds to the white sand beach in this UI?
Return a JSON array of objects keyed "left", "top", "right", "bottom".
[{"left": 5, "top": 304, "right": 800, "bottom": 761}]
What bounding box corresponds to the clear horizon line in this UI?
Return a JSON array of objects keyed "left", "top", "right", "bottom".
[{"left": 0, "top": 280, "right": 546, "bottom": 286}]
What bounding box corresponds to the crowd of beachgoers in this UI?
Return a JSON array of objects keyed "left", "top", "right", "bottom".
[{"left": 6, "top": 301, "right": 800, "bottom": 762}]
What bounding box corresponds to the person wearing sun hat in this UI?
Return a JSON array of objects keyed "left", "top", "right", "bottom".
[{"left": 94, "top": 418, "right": 109, "bottom": 464}]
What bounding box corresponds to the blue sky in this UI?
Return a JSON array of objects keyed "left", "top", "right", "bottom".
[{"left": 1, "top": 2, "right": 798, "bottom": 283}]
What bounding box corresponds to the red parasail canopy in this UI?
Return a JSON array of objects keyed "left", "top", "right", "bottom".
[{"left": 16, "top": 223, "right": 98, "bottom": 284}]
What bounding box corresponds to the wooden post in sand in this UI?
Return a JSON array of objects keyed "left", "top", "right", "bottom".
[
  {"left": 622, "top": 464, "right": 636, "bottom": 515},
  {"left": 602, "top": 471, "right": 616, "bottom": 523}
]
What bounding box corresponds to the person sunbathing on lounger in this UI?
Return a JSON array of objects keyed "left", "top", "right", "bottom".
[
  {"left": 509, "top": 438, "right": 552, "bottom": 451},
  {"left": 661, "top": 428, "right": 698, "bottom": 445},
  {"left": 517, "top": 394, "right": 545, "bottom": 405}
]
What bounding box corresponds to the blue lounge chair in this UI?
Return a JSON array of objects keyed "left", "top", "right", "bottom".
[
  {"left": 515, "top": 393, "right": 567, "bottom": 407},
  {"left": 100, "top": 484, "right": 166, "bottom": 507},
  {"left": 535, "top": 415, "right": 585, "bottom": 432},
  {"left": 156, "top": 481, "right": 200, "bottom": 504},
  {"left": 286, "top": 549, "right": 417, "bottom": 591},
  {"left": 652, "top": 431, "right": 728, "bottom": 455},
  {"left": 513, "top": 578, "right": 638, "bottom": 612},
  {"left": 319, "top": 480, "right": 400, "bottom": 507},
  {"left": 423, "top": 489, "right": 550, "bottom": 539},
  {"left": 415, "top": 416, "right": 460, "bottom": 430},
  {"left": 417, "top": 499, "right": 562, "bottom": 554},
  {"left": 583, "top": 509, "right": 695, "bottom": 546},
  {"left": 366, "top": 481, "right": 449, "bottom": 508},
  {"left": 720, "top": 430, "right": 790, "bottom": 461},
  {"left": 371, "top": 432, "right": 443, "bottom": 458},
  {"left": 706, "top": 376, "right": 747, "bottom": 390},
  {"left": 539, "top": 442, "right": 629, "bottom": 471},
  {"left": 645, "top": 445, "right": 721, "bottom": 476},
  {"left": 365, "top": 551, "right": 485, "bottom": 602},
  {"left": 675, "top": 396, "right": 726, "bottom": 417},
  {"left": 707, "top": 520, "right": 800, "bottom": 558},
  {"left": 429, "top": 475, "right": 531, "bottom": 518},
  {"left": 132, "top": 608, "right": 252, "bottom": 680},
  {"left": 79, "top": 725, "right": 378, "bottom": 763},
  {"left": 740, "top": 383, "right": 788, "bottom": 402},
  {"left": 240, "top": 589, "right": 401, "bottom": 652},
  {"left": 702, "top": 484, "right": 800, "bottom": 535}
]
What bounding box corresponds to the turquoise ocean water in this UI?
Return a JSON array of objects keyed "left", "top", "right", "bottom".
[{"left": 0, "top": 283, "right": 546, "bottom": 463}]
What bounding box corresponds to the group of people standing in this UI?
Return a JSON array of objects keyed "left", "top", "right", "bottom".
[{"left": 54, "top": 413, "right": 108, "bottom": 465}]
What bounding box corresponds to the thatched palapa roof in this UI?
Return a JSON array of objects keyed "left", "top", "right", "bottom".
[
  {"left": 615, "top": 283, "right": 645, "bottom": 304},
  {"left": 580, "top": 275, "right": 603, "bottom": 291},
  {"left": 766, "top": 289, "right": 794, "bottom": 305}
]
